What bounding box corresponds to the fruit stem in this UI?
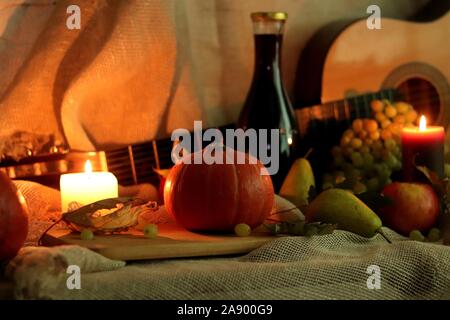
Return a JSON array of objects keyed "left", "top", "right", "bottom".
[
  {"left": 304, "top": 148, "right": 313, "bottom": 159},
  {"left": 38, "top": 218, "right": 63, "bottom": 246},
  {"left": 377, "top": 229, "right": 392, "bottom": 244}
]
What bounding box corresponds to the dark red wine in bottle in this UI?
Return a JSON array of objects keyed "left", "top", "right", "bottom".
[{"left": 237, "top": 12, "right": 300, "bottom": 191}]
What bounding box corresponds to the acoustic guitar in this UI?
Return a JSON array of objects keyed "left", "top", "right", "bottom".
[
  {"left": 293, "top": 2, "right": 449, "bottom": 173},
  {"left": 1, "top": 3, "right": 449, "bottom": 186}
]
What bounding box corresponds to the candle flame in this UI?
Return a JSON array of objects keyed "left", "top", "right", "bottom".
[
  {"left": 419, "top": 115, "right": 427, "bottom": 131},
  {"left": 287, "top": 137, "right": 293, "bottom": 145},
  {"left": 84, "top": 160, "right": 93, "bottom": 173}
]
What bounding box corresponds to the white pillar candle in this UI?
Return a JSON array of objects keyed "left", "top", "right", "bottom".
[{"left": 60, "top": 160, "right": 118, "bottom": 212}]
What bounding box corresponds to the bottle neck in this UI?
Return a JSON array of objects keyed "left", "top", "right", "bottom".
[{"left": 253, "top": 34, "right": 283, "bottom": 75}]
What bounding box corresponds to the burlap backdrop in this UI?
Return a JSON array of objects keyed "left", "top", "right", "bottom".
[{"left": 0, "top": 0, "right": 429, "bottom": 150}]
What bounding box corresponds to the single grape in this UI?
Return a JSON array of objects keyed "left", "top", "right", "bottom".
[
  {"left": 381, "top": 129, "right": 393, "bottom": 140},
  {"left": 343, "top": 129, "right": 355, "bottom": 139},
  {"left": 363, "top": 138, "right": 374, "bottom": 147},
  {"left": 335, "top": 175, "right": 346, "bottom": 184},
  {"left": 384, "top": 139, "right": 397, "bottom": 150},
  {"left": 381, "top": 149, "right": 393, "bottom": 160},
  {"left": 393, "top": 145, "right": 402, "bottom": 158},
  {"left": 234, "top": 223, "right": 251, "bottom": 237},
  {"left": 144, "top": 224, "right": 159, "bottom": 239},
  {"left": 372, "top": 149, "right": 381, "bottom": 160},
  {"left": 389, "top": 122, "right": 402, "bottom": 134},
  {"left": 350, "top": 152, "right": 364, "bottom": 168},
  {"left": 374, "top": 163, "right": 391, "bottom": 180},
  {"left": 395, "top": 102, "right": 410, "bottom": 114},
  {"left": 394, "top": 158, "right": 402, "bottom": 171},
  {"left": 426, "top": 228, "right": 441, "bottom": 242},
  {"left": 375, "top": 112, "right": 386, "bottom": 123},
  {"left": 381, "top": 119, "right": 391, "bottom": 129},
  {"left": 366, "top": 177, "right": 379, "bottom": 192},
  {"left": 358, "top": 131, "right": 368, "bottom": 140},
  {"left": 352, "top": 181, "right": 367, "bottom": 194},
  {"left": 340, "top": 135, "right": 351, "bottom": 147},
  {"left": 369, "top": 130, "right": 380, "bottom": 141},
  {"left": 362, "top": 153, "right": 374, "bottom": 169},
  {"left": 385, "top": 155, "right": 397, "bottom": 169},
  {"left": 342, "top": 147, "right": 353, "bottom": 158},
  {"left": 351, "top": 138, "right": 363, "bottom": 149},
  {"left": 384, "top": 105, "right": 397, "bottom": 118},
  {"left": 371, "top": 100, "right": 384, "bottom": 113},
  {"left": 405, "top": 110, "right": 418, "bottom": 123},
  {"left": 360, "top": 145, "right": 370, "bottom": 154},
  {"left": 394, "top": 115, "right": 405, "bottom": 125},
  {"left": 364, "top": 119, "right": 378, "bottom": 132},
  {"left": 352, "top": 119, "right": 363, "bottom": 133},
  {"left": 80, "top": 229, "right": 94, "bottom": 241},
  {"left": 409, "top": 230, "right": 425, "bottom": 242},
  {"left": 346, "top": 167, "right": 361, "bottom": 180},
  {"left": 372, "top": 140, "right": 383, "bottom": 151}
]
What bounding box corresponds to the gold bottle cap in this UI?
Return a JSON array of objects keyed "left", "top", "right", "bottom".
[{"left": 251, "top": 12, "right": 288, "bottom": 21}]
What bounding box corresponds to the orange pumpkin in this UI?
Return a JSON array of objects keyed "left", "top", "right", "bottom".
[{"left": 164, "top": 148, "right": 274, "bottom": 231}]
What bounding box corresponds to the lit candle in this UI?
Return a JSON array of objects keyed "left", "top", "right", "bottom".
[
  {"left": 60, "top": 160, "right": 118, "bottom": 212},
  {"left": 401, "top": 115, "right": 445, "bottom": 181}
]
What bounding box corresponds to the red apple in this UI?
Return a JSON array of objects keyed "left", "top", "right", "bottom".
[
  {"left": 0, "top": 172, "right": 29, "bottom": 261},
  {"left": 379, "top": 182, "right": 439, "bottom": 236}
]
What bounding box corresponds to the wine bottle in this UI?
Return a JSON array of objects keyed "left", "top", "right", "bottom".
[{"left": 237, "top": 12, "right": 300, "bottom": 191}]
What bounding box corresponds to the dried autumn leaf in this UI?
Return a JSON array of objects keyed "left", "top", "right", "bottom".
[
  {"left": 416, "top": 165, "right": 445, "bottom": 197},
  {"left": 62, "top": 197, "right": 159, "bottom": 233}
]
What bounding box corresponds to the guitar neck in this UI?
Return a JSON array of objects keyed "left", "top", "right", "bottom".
[
  {"left": 297, "top": 88, "right": 396, "bottom": 138},
  {"left": 108, "top": 90, "right": 397, "bottom": 186},
  {"left": 104, "top": 124, "right": 235, "bottom": 186},
  {"left": 1, "top": 90, "right": 396, "bottom": 187},
  {"left": 104, "top": 139, "right": 173, "bottom": 186}
]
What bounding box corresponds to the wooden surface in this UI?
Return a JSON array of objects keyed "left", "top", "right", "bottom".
[{"left": 41, "top": 224, "right": 276, "bottom": 261}]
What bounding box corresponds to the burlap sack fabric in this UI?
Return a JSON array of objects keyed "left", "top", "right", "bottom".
[
  {"left": 5, "top": 180, "right": 450, "bottom": 300},
  {"left": 2, "top": 0, "right": 448, "bottom": 300},
  {"left": 0, "top": 0, "right": 428, "bottom": 150}
]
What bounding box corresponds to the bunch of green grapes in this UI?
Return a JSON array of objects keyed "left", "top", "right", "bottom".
[{"left": 322, "top": 99, "right": 418, "bottom": 193}]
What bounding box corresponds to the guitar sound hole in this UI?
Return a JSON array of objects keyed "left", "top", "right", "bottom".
[{"left": 397, "top": 77, "right": 440, "bottom": 124}]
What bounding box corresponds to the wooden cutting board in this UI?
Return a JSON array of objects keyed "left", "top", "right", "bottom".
[{"left": 41, "top": 224, "right": 276, "bottom": 261}]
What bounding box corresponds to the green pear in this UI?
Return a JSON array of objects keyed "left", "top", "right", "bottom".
[
  {"left": 279, "top": 157, "right": 315, "bottom": 208},
  {"left": 305, "top": 188, "right": 382, "bottom": 238}
]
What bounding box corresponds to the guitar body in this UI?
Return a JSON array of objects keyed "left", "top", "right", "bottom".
[
  {"left": 321, "top": 12, "right": 450, "bottom": 126},
  {"left": 2, "top": 3, "right": 450, "bottom": 186},
  {"left": 295, "top": 5, "right": 450, "bottom": 126},
  {"left": 294, "top": 3, "right": 450, "bottom": 177}
]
